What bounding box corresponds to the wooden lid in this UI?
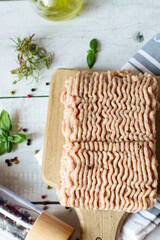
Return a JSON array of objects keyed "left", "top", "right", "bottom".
[{"left": 26, "top": 211, "right": 74, "bottom": 240}]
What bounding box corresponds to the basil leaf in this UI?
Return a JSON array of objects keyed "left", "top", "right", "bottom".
[
  {"left": 90, "top": 39, "right": 98, "bottom": 51},
  {"left": 4, "top": 141, "right": 12, "bottom": 153},
  {"left": 0, "top": 128, "right": 9, "bottom": 138},
  {"left": 12, "top": 134, "right": 28, "bottom": 143},
  {"left": 93, "top": 49, "right": 98, "bottom": 54},
  {"left": 87, "top": 51, "right": 96, "bottom": 69},
  {"left": 0, "top": 110, "right": 12, "bottom": 131},
  {"left": 87, "top": 49, "right": 93, "bottom": 54},
  {"left": 88, "top": 49, "right": 98, "bottom": 54},
  {"left": 8, "top": 136, "right": 13, "bottom": 142},
  {"left": 0, "top": 142, "right": 5, "bottom": 155}
]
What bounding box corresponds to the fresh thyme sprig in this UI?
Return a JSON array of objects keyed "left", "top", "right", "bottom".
[{"left": 10, "top": 34, "right": 52, "bottom": 84}]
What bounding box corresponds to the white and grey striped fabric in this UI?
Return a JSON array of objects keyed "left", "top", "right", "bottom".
[
  {"left": 119, "top": 33, "right": 160, "bottom": 240},
  {"left": 122, "top": 33, "right": 160, "bottom": 75}
]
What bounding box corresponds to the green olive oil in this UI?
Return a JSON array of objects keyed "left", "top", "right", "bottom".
[{"left": 33, "top": 0, "right": 83, "bottom": 21}]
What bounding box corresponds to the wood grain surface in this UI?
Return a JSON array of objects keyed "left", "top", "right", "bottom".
[
  {"left": 26, "top": 211, "right": 74, "bottom": 240},
  {"left": 41, "top": 68, "right": 160, "bottom": 240},
  {"left": 1, "top": 0, "right": 160, "bottom": 239}
]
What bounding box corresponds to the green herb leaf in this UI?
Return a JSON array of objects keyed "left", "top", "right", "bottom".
[
  {"left": 8, "top": 136, "right": 13, "bottom": 142},
  {"left": 4, "top": 141, "right": 12, "bottom": 153},
  {"left": 0, "top": 129, "right": 8, "bottom": 145},
  {"left": 0, "top": 109, "right": 29, "bottom": 155},
  {"left": 11, "top": 34, "right": 52, "bottom": 84},
  {"left": 12, "top": 134, "right": 28, "bottom": 144},
  {"left": 0, "top": 143, "right": 5, "bottom": 155},
  {"left": 90, "top": 39, "right": 98, "bottom": 51},
  {"left": 0, "top": 128, "right": 9, "bottom": 139},
  {"left": 12, "top": 81, "right": 17, "bottom": 84},
  {"left": 87, "top": 51, "right": 96, "bottom": 69},
  {"left": 87, "top": 49, "right": 93, "bottom": 54},
  {"left": 0, "top": 110, "right": 12, "bottom": 131},
  {"left": 87, "top": 39, "right": 98, "bottom": 69}
]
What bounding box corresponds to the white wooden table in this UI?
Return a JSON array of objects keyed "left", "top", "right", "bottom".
[{"left": 0, "top": 0, "right": 160, "bottom": 239}]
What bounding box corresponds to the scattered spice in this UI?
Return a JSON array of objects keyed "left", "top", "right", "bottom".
[
  {"left": 27, "top": 94, "right": 32, "bottom": 98},
  {"left": 135, "top": 32, "right": 144, "bottom": 43},
  {"left": 10, "top": 91, "right": 15, "bottom": 95},
  {"left": 138, "top": 145, "right": 142, "bottom": 150},
  {"left": 7, "top": 162, "right": 12, "bottom": 167},
  {"left": 41, "top": 195, "right": 46, "bottom": 199},
  {"left": 5, "top": 157, "right": 20, "bottom": 166},
  {"left": 60, "top": 181, "right": 62, "bottom": 183},
  {"left": 87, "top": 165, "right": 91, "bottom": 170},
  {"left": 65, "top": 207, "right": 71, "bottom": 212},
  {"left": 10, "top": 34, "right": 52, "bottom": 84},
  {"left": 14, "top": 160, "right": 19, "bottom": 164},
  {"left": 43, "top": 206, "right": 48, "bottom": 210},
  {"left": 10, "top": 158, "right": 15, "bottom": 162},
  {"left": 27, "top": 139, "right": 31, "bottom": 146},
  {"left": 31, "top": 88, "right": 36, "bottom": 92},
  {"left": 45, "top": 82, "right": 50, "bottom": 86},
  {"left": 34, "top": 149, "right": 39, "bottom": 154},
  {"left": 23, "top": 128, "right": 28, "bottom": 132},
  {"left": 46, "top": 185, "right": 52, "bottom": 190},
  {"left": 17, "top": 127, "right": 22, "bottom": 131}
]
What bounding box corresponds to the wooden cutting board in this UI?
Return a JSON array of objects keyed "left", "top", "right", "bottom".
[{"left": 42, "top": 68, "right": 160, "bottom": 240}]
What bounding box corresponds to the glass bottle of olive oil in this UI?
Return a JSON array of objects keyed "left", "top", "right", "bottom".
[{"left": 32, "top": 0, "right": 83, "bottom": 21}]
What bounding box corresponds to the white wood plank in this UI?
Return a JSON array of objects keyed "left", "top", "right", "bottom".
[
  {"left": 1, "top": 1, "right": 160, "bottom": 96},
  {"left": 0, "top": 97, "right": 59, "bottom": 202}
]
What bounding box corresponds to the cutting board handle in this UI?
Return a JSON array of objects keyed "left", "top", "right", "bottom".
[{"left": 76, "top": 208, "right": 127, "bottom": 240}]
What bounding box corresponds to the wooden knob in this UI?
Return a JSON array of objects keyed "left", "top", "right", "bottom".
[{"left": 26, "top": 211, "right": 74, "bottom": 240}]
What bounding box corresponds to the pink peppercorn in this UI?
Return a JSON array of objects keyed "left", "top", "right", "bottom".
[
  {"left": 41, "top": 195, "right": 46, "bottom": 199},
  {"left": 43, "top": 206, "right": 48, "bottom": 210},
  {"left": 27, "top": 94, "right": 31, "bottom": 98}
]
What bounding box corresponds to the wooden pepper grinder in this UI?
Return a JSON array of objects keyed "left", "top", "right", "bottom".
[
  {"left": 26, "top": 211, "right": 74, "bottom": 240},
  {"left": 0, "top": 184, "right": 74, "bottom": 240}
]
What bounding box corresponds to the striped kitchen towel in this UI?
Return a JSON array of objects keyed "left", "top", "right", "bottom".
[
  {"left": 119, "top": 33, "right": 160, "bottom": 240},
  {"left": 122, "top": 33, "right": 160, "bottom": 75}
]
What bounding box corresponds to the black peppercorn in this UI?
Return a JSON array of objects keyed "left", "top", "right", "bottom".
[{"left": 31, "top": 88, "right": 36, "bottom": 92}]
